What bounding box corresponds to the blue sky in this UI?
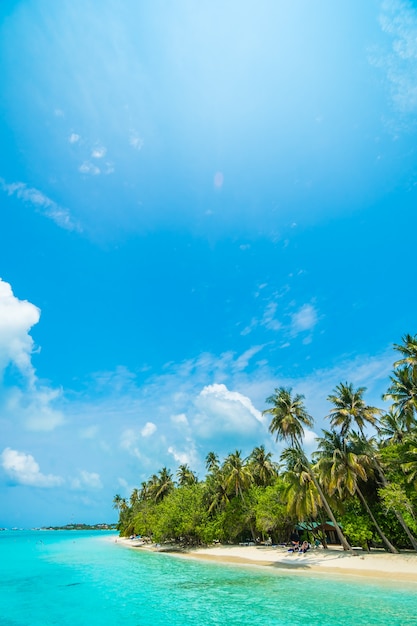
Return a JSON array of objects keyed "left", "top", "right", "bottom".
[{"left": 1, "top": 0, "right": 417, "bottom": 528}]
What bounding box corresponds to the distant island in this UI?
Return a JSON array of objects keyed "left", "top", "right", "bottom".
[{"left": 41, "top": 523, "right": 117, "bottom": 531}]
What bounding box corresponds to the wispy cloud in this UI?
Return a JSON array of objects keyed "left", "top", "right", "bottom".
[
  {"left": 79, "top": 161, "right": 101, "bottom": 175},
  {"left": 0, "top": 178, "right": 81, "bottom": 232},
  {"left": 129, "top": 130, "right": 144, "bottom": 150},
  {"left": 91, "top": 146, "right": 106, "bottom": 158},
  {"left": 71, "top": 470, "right": 102, "bottom": 490},
  {"left": 376, "top": 0, "right": 417, "bottom": 115},
  {"left": 290, "top": 303, "right": 318, "bottom": 335},
  {"left": 69, "top": 133, "right": 80, "bottom": 143}
]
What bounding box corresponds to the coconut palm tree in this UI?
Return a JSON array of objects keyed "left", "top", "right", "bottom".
[
  {"left": 378, "top": 409, "right": 407, "bottom": 446},
  {"left": 351, "top": 433, "right": 417, "bottom": 551},
  {"left": 205, "top": 451, "right": 220, "bottom": 475},
  {"left": 326, "top": 383, "right": 380, "bottom": 437},
  {"left": 264, "top": 387, "right": 352, "bottom": 551},
  {"left": 176, "top": 464, "right": 198, "bottom": 486},
  {"left": 281, "top": 447, "right": 322, "bottom": 520},
  {"left": 264, "top": 387, "right": 313, "bottom": 446},
  {"left": 249, "top": 445, "right": 279, "bottom": 486},
  {"left": 393, "top": 333, "right": 417, "bottom": 369},
  {"left": 152, "top": 467, "right": 174, "bottom": 502},
  {"left": 112, "top": 493, "right": 126, "bottom": 512},
  {"left": 223, "top": 450, "right": 253, "bottom": 500},
  {"left": 383, "top": 367, "right": 417, "bottom": 429},
  {"left": 315, "top": 430, "right": 398, "bottom": 553}
]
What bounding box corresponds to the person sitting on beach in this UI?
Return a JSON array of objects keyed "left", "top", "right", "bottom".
[{"left": 299, "top": 541, "right": 310, "bottom": 554}]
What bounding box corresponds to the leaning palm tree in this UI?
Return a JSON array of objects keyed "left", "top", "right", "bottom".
[
  {"left": 326, "top": 382, "right": 380, "bottom": 438},
  {"left": 281, "top": 447, "right": 322, "bottom": 520},
  {"left": 314, "top": 429, "right": 398, "bottom": 553},
  {"left": 351, "top": 433, "right": 417, "bottom": 551},
  {"left": 263, "top": 387, "right": 352, "bottom": 551}
]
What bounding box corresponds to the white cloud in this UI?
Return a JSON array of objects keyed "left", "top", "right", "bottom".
[
  {"left": 79, "top": 161, "right": 101, "bottom": 175},
  {"left": 69, "top": 133, "right": 80, "bottom": 143},
  {"left": 167, "top": 444, "right": 195, "bottom": 466},
  {"left": 71, "top": 470, "right": 102, "bottom": 490},
  {"left": 141, "top": 421, "right": 157, "bottom": 437},
  {"left": 0, "top": 279, "right": 65, "bottom": 431},
  {"left": 290, "top": 304, "right": 318, "bottom": 335},
  {"left": 0, "top": 178, "right": 81, "bottom": 232},
  {"left": 91, "top": 146, "right": 106, "bottom": 158},
  {"left": 0, "top": 279, "right": 40, "bottom": 381},
  {"left": 193, "top": 383, "right": 266, "bottom": 439},
  {"left": 1, "top": 448, "right": 63, "bottom": 487}
]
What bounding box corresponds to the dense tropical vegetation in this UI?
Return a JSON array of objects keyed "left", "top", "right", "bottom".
[{"left": 113, "top": 335, "right": 417, "bottom": 551}]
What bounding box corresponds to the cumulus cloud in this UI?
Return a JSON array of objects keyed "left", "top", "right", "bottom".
[
  {"left": 0, "top": 279, "right": 40, "bottom": 381},
  {"left": 141, "top": 421, "right": 157, "bottom": 437},
  {"left": 0, "top": 178, "right": 81, "bottom": 231},
  {"left": 0, "top": 279, "right": 65, "bottom": 430},
  {"left": 193, "top": 383, "right": 266, "bottom": 439},
  {"left": 71, "top": 470, "right": 102, "bottom": 490},
  {"left": 1, "top": 448, "right": 63, "bottom": 487}
]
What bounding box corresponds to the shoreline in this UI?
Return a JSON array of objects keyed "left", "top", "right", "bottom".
[{"left": 113, "top": 538, "right": 417, "bottom": 584}]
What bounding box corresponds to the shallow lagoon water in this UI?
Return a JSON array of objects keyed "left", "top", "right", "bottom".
[{"left": 1, "top": 531, "right": 417, "bottom": 625}]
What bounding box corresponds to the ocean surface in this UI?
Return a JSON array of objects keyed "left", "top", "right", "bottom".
[{"left": 1, "top": 531, "right": 417, "bottom": 626}]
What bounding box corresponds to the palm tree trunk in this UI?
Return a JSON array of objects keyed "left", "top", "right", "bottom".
[
  {"left": 356, "top": 486, "right": 398, "bottom": 554},
  {"left": 307, "top": 464, "right": 353, "bottom": 552},
  {"left": 373, "top": 459, "right": 417, "bottom": 551}
]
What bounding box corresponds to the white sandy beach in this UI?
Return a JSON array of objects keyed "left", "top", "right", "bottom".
[{"left": 114, "top": 537, "right": 417, "bottom": 583}]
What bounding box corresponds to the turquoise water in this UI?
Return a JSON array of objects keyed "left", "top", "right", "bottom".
[{"left": 1, "top": 531, "right": 417, "bottom": 625}]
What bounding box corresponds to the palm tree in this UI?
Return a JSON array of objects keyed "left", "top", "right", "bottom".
[
  {"left": 264, "top": 387, "right": 313, "bottom": 446},
  {"left": 326, "top": 383, "right": 380, "bottom": 437},
  {"left": 314, "top": 430, "right": 398, "bottom": 553},
  {"left": 152, "top": 467, "right": 174, "bottom": 502},
  {"left": 383, "top": 367, "right": 417, "bottom": 429},
  {"left": 393, "top": 333, "right": 417, "bottom": 369},
  {"left": 112, "top": 494, "right": 127, "bottom": 512},
  {"left": 205, "top": 451, "right": 220, "bottom": 475},
  {"left": 378, "top": 409, "right": 407, "bottom": 446},
  {"left": 130, "top": 488, "right": 140, "bottom": 507},
  {"left": 177, "top": 464, "right": 198, "bottom": 486},
  {"left": 351, "top": 433, "right": 417, "bottom": 551},
  {"left": 223, "top": 450, "right": 253, "bottom": 500},
  {"left": 264, "top": 387, "right": 352, "bottom": 551},
  {"left": 281, "top": 447, "right": 322, "bottom": 520},
  {"left": 249, "top": 445, "right": 279, "bottom": 486}
]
